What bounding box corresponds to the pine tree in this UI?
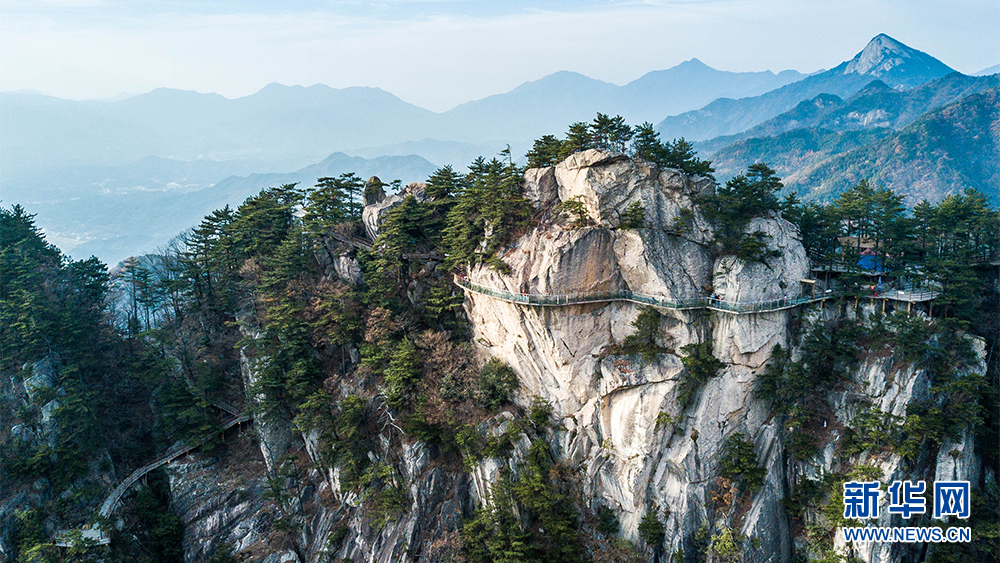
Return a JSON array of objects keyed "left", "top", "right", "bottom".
[
  {"left": 832, "top": 179, "right": 876, "bottom": 255},
  {"left": 383, "top": 337, "right": 422, "bottom": 409},
  {"left": 665, "top": 138, "right": 714, "bottom": 178},
  {"left": 631, "top": 122, "right": 667, "bottom": 163},
  {"left": 562, "top": 122, "right": 592, "bottom": 156},
  {"left": 229, "top": 184, "right": 302, "bottom": 259},
  {"left": 869, "top": 186, "right": 908, "bottom": 274},
  {"left": 442, "top": 154, "right": 531, "bottom": 271},
  {"left": 304, "top": 173, "right": 364, "bottom": 236},
  {"left": 422, "top": 166, "right": 463, "bottom": 245},
  {"left": 608, "top": 114, "right": 633, "bottom": 152},
  {"left": 590, "top": 113, "right": 615, "bottom": 150},
  {"left": 525, "top": 135, "right": 565, "bottom": 168},
  {"left": 183, "top": 205, "right": 237, "bottom": 307},
  {"left": 620, "top": 201, "right": 646, "bottom": 229},
  {"left": 701, "top": 163, "right": 783, "bottom": 261},
  {"left": 638, "top": 507, "right": 665, "bottom": 548},
  {"left": 425, "top": 165, "right": 464, "bottom": 201},
  {"left": 782, "top": 199, "right": 839, "bottom": 264},
  {"left": 588, "top": 113, "right": 632, "bottom": 152},
  {"left": 923, "top": 189, "right": 999, "bottom": 320},
  {"left": 366, "top": 196, "right": 422, "bottom": 305}
]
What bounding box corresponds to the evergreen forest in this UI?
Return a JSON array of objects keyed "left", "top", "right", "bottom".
[{"left": 1, "top": 113, "right": 998, "bottom": 563}]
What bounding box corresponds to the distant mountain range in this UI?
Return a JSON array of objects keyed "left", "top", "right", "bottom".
[
  {"left": 434, "top": 61, "right": 805, "bottom": 142},
  {"left": 1, "top": 85, "right": 439, "bottom": 175},
  {"left": 782, "top": 88, "right": 1000, "bottom": 205},
  {"left": 2, "top": 33, "right": 995, "bottom": 264},
  {"left": 656, "top": 34, "right": 956, "bottom": 141},
  {"left": 975, "top": 63, "right": 1000, "bottom": 76},
  {"left": 0, "top": 34, "right": 958, "bottom": 180},
  {"left": 702, "top": 72, "right": 1000, "bottom": 155},
  {"left": 1, "top": 59, "right": 805, "bottom": 178},
  {"left": 708, "top": 73, "right": 1000, "bottom": 180}
]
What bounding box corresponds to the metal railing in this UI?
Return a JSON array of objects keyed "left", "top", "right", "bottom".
[
  {"left": 873, "top": 289, "right": 938, "bottom": 302},
  {"left": 454, "top": 275, "right": 839, "bottom": 315},
  {"left": 57, "top": 411, "right": 252, "bottom": 549},
  {"left": 97, "top": 413, "right": 251, "bottom": 518}
]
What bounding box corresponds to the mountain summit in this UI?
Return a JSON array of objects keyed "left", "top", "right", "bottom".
[
  {"left": 657, "top": 34, "right": 956, "bottom": 140},
  {"left": 843, "top": 33, "right": 954, "bottom": 87}
]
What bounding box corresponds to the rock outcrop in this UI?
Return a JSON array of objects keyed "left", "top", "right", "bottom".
[
  {"left": 458, "top": 150, "right": 975, "bottom": 563},
  {"left": 463, "top": 151, "right": 811, "bottom": 552},
  {"left": 362, "top": 182, "right": 428, "bottom": 240},
  {"left": 168, "top": 415, "right": 474, "bottom": 563},
  {"left": 157, "top": 150, "right": 986, "bottom": 563}
]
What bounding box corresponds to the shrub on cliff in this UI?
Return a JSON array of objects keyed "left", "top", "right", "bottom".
[
  {"left": 620, "top": 201, "right": 646, "bottom": 229},
  {"left": 718, "top": 433, "right": 765, "bottom": 494},
  {"left": 476, "top": 358, "right": 518, "bottom": 411},
  {"left": 556, "top": 196, "right": 591, "bottom": 229},
  {"left": 638, "top": 507, "right": 665, "bottom": 547},
  {"left": 678, "top": 341, "right": 724, "bottom": 408},
  {"left": 622, "top": 306, "right": 667, "bottom": 360}
]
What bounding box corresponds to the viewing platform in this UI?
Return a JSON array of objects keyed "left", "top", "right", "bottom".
[{"left": 874, "top": 289, "right": 938, "bottom": 303}]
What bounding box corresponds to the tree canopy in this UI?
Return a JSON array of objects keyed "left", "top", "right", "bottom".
[{"left": 526, "top": 114, "right": 714, "bottom": 178}]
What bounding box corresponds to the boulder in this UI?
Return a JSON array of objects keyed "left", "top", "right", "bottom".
[
  {"left": 522, "top": 166, "right": 560, "bottom": 210},
  {"left": 361, "top": 182, "right": 428, "bottom": 240},
  {"left": 363, "top": 176, "right": 386, "bottom": 205}
]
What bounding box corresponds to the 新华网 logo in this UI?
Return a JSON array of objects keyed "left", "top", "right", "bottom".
[{"left": 840, "top": 480, "right": 971, "bottom": 544}]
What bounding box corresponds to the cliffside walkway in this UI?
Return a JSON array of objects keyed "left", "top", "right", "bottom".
[
  {"left": 54, "top": 412, "right": 252, "bottom": 548},
  {"left": 455, "top": 275, "right": 946, "bottom": 316},
  {"left": 98, "top": 412, "right": 251, "bottom": 518},
  {"left": 454, "top": 275, "right": 837, "bottom": 315}
]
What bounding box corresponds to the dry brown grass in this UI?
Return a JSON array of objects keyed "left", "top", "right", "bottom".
[{"left": 413, "top": 330, "right": 494, "bottom": 429}]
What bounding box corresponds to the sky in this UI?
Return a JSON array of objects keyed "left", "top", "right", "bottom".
[{"left": 2, "top": 0, "right": 998, "bottom": 112}]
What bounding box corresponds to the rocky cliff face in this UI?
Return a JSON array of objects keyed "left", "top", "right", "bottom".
[
  {"left": 167, "top": 416, "right": 474, "bottom": 563},
  {"left": 823, "top": 324, "right": 986, "bottom": 563},
  {"left": 464, "top": 150, "right": 810, "bottom": 556},
  {"left": 461, "top": 150, "right": 985, "bottom": 562},
  {"left": 362, "top": 182, "right": 428, "bottom": 240},
  {"left": 157, "top": 150, "right": 986, "bottom": 563},
  {"left": 0, "top": 357, "right": 121, "bottom": 559}
]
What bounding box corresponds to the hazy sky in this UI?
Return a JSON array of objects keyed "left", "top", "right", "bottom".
[{"left": 2, "top": 0, "right": 998, "bottom": 111}]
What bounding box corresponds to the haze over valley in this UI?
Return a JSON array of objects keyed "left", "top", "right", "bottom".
[{"left": 2, "top": 34, "right": 998, "bottom": 264}]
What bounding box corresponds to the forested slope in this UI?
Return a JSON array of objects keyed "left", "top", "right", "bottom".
[{"left": 2, "top": 114, "right": 998, "bottom": 563}]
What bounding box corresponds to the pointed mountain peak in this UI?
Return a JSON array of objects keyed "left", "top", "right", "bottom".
[
  {"left": 842, "top": 34, "right": 954, "bottom": 88},
  {"left": 845, "top": 34, "right": 950, "bottom": 77},
  {"left": 678, "top": 58, "right": 709, "bottom": 68},
  {"left": 870, "top": 33, "right": 909, "bottom": 52},
  {"left": 847, "top": 35, "right": 914, "bottom": 75}
]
